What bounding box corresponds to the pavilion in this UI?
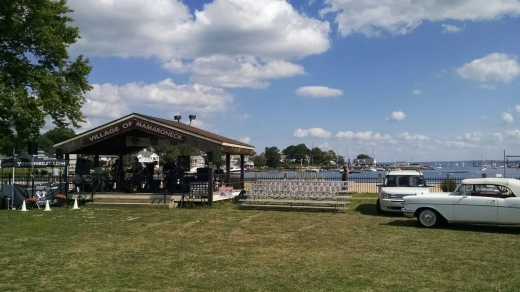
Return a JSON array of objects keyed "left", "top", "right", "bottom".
[{"left": 53, "top": 113, "right": 255, "bottom": 204}]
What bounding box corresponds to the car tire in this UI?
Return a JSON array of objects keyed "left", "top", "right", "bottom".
[
  {"left": 417, "top": 208, "right": 441, "bottom": 228},
  {"left": 376, "top": 199, "right": 386, "bottom": 215}
]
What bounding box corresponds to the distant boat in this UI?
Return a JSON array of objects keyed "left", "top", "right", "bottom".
[
  {"left": 308, "top": 167, "right": 320, "bottom": 172},
  {"left": 219, "top": 166, "right": 243, "bottom": 173}
]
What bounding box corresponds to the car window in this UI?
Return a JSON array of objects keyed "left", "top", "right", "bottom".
[
  {"left": 384, "top": 175, "right": 426, "bottom": 187},
  {"left": 497, "top": 185, "right": 517, "bottom": 198},
  {"left": 452, "top": 183, "right": 518, "bottom": 198},
  {"left": 471, "top": 184, "right": 503, "bottom": 198},
  {"left": 384, "top": 176, "right": 397, "bottom": 187},
  {"left": 452, "top": 184, "right": 471, "bottom": 196}
]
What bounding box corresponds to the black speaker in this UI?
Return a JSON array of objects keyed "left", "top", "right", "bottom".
[
  {"left": 197, "top": 167, "right": 211, "bottom": 175},
  {"left": 75, "top": 159, "right": 92, "bottom": 175},
  {"left": 56, "top": 148, "right": 64, "bottom": 159},
  {"left": 177, "top": 156, "right": 190, "bottom": 171},
  {"left": 28, "top": 142, "right": 38, "bottom": 155}
]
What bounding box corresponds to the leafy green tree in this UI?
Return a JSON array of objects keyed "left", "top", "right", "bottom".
[
  {"left": 0, "top": 0, "right": 92, "bottom": 146},
  {"left": 357, "top": 154, "right": 371, "bottom": 159},
  {"left": 35, "top": 126, "right": 76, "bottom": 153},
  {"left": 154, "top": 144, "right": 199, "bottom": 165},
  {"left": 337, "top": 155, "right": 345, "bottom": 165},
  {"left": 42, "top": 127, "right": 76, "bottom": 144},
  {"left": 282, "top": 143, "right": 309, "bottom": 163},
  {"left": 264, "top": 146, "right": 281, "bottom": 168},
  {"left": 310, "top": 147, "right": 325, "bottom": 165},
  {"left": 253, "top": 153, "right": 266, "bottom": 168},
  {"left": 206, "top": 150, "right": 224, "bottom": 168},
  {"left": 35, "top": 136, "right": 54, "bottom": 153}
]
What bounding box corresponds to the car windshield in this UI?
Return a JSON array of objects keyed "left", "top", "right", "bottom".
[{"left": 384, "top": 175, "right": 426, "bottom": 187}]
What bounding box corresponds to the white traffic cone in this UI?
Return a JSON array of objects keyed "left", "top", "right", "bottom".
[
  {"left": 20, "top": 200, "right": 28, "bottom": 212},
  {"left": 72, "top": 198, "right": 80, "bottom": 210},
  {"left": 44, "top": 200, "right": 51, "bottom": 211}
]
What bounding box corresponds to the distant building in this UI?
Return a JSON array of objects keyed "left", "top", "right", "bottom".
[{"left": 353, "top": 158, "right": 377, "bottom": 166}]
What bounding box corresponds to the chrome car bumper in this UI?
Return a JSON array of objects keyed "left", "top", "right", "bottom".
[
  {"left": 401, "top": 206, "right": 415, "bottom": 218},
  {"left": 380, "top": 199, "right": 405, "bottom": 212}
]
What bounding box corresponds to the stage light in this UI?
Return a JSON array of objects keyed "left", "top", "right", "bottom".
[
  {"left": 189, "top": 115, "right": 196, "bottom": 125},
  {"left": 174, "top": 115, "right": 181, "bottom": 122}
]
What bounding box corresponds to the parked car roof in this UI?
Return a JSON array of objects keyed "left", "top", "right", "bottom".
[{"left": 386, "top": 170, "right": 424, "bottom": 176}]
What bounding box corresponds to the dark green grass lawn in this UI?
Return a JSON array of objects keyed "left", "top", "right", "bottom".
[{"left": 1, "top": 200, "right": 519, "bottom": 291}]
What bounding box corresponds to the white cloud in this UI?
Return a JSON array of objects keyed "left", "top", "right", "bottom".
[
  {"left": 372, "top": 133, "right": 393, "bottom": 141},
  {"left": 412, "top": 89, "right": 422, "bottom": 95},
  {"left": 462, "top": 132, "right": 484, "bottom": 142},
  {"left": 188, "top": 55, "right": 305, "bottom": 88},
  {"left": 320, "top": 0, "right": 520, "bottom": 37},
  {"left": 507, "top": 130, "right": 520, "bottom": 138},
  {"left": 336, "top": 131, "right": 393, "bottom": 141},
  {"left": 490, "top": 132, "right": 504, "bottom": 142},
  {"left": 336, "top": 131, "right": 355, "bottom": 139},
  {"left": 68, "top": 0, "right": 330, "bottom": 88},
  {"left": 445, "top": 141, "right": 473, "bottom": 148},
  {"left": 387, "top": 111, "right": 406, "bottom": 121},
  {"left": 516, "top": 105, "right": 520, "bottom": 113},
  {"left": 398, "top": 132, "right": 429, "bottom": 141},
  {"left": 240, "top": 137, "right": 251, "bottom": 144},
  {"left": 317, "top": 142, "right": 332, "bottom": 151},
  {"left": 80, "top": 79, "right": 233, "bottom": 130},
  {"left": 293, "top": 128, "right": 331, "bottom": 138},
  {"left": 442, "top": 24, "right": 463, "bottom": 33},
  {"left": 457, "top": 53, "right": 520, "bottom": 84},
  {"left": 459, "top": 131, "right": 504, "bottom": 144},
  {"left": 353, "top": 131, "right": 373, "bottom": 140},
  {"left": 295, "top": 86, "right": 343, "bottom": 98},
  {"left": 502, "top": 112, "right": 514, "bottom": 123}
]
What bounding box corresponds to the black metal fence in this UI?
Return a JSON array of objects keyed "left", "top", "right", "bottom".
[{"left": 2, "top": 173, "right": 520, "bottom": 195}]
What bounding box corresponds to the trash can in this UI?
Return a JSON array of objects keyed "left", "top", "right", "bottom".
[{"left": 1, "top": 197, "right": 10, "bottom": 210}]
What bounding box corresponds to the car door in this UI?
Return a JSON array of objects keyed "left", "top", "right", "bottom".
[
  {"left": 453, "top": 184, "right": 497, "bottom": 223},
  {"left": 497, "top": 195, "right": 520, "bottom": 224}
]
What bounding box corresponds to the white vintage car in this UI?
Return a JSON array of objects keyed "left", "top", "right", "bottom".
[{"left": 401, "top": 178, "right": 520, "bottom": 228}]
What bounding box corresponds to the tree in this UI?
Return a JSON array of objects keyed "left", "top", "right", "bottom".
[
  {"left": 0, "top": 0, "right": 92, "bottom": 146},
  {"left": 207, "top": 150, "right": 224, "bottom": 168},
  {"left": 264, "top": 146, "right": 281, "bottom": 168},
  {"left": 357, "top": 154, "right": 371, "bottom": 159},
  {"left": 282, "top": 143, "right": 309, "bottom": 163},
  {"left": 337, "top": 155, "right": 345, "bottom": 165},
  {"left": 36, "top": 126, "right": 76, "bottom": 152},
  {"left": 253, "top": 153, "right": 266, "bottom": 168},
  {"left": 310, "top": 147, "right": 325, "bottom": 165},
  {"left": 154, "top": 144, "right": 199, "bottom": 165}
]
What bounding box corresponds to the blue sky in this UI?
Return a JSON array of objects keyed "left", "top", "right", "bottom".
[{"left": 62, "top": 0, "right": 520, "bottom": 162}]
